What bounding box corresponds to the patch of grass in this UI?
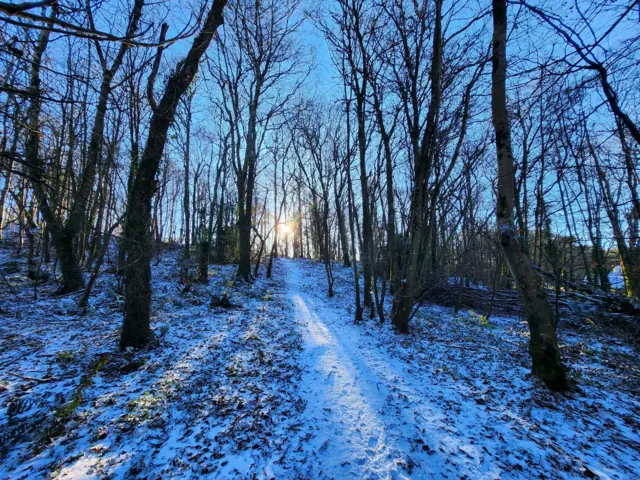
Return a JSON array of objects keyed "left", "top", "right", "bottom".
[
  {"left": 55, "top": 396, "right": 81, "bottom": 420},
  {"left": 157, "top": 377, "right": 182, "bottom": 399},
  {"left": 122, "top": 390, "right": 161, "bottom": 426},
  {"left": 55, "top": 351, "right": 74, "bottom": 365},
  {"left": 41, "top": 353, "right": 111, "bottom": 445},
  {"left": 127, "top": 390, "right": 157, "bottom": 411},
  {"left": 454, "top": 311, "right": 493, "bottom": 328}
]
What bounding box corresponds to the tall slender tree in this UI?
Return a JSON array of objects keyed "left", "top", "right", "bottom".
[
  {"left": 491, "top": 0, "right": 567, "bottom": 390},
  {"left": 121, "top": 0, "right": 228, "bottom": 348}
]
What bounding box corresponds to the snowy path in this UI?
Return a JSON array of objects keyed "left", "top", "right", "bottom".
[
  {"left": 284, "top": 259, "right": 449, "bottom": 479},
  {"left": 287, "top": 266, "right": 404, "bottom": 477}
]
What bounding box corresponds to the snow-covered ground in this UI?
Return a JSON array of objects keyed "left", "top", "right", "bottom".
[
  {"left": 1, "top": 246, "right": 639, "bottom": 479},
  {"left": 282, "top": 260, "right": 640, "bottom": 479}
]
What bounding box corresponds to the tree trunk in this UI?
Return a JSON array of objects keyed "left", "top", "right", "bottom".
[
  {"left": 236, "top": 77, "right": 262, "bottom": 280},
  {"left": 344, "top": 97, "right": 362, "bottom": 321},
  {"left": 322, "top": 199, "right": 334, "bottom": 297},
  {"left": 79, "top": 218, "right": 121, "bottom": 308},
  {"left": 335, "top": 181, "right": 350, "bottom": 267},
  {"left": 236, "top": 170, "right": 252, "bottom": 279},
  {"left": 215, "top": 187, "right": 226, "bottom": 263},
  {"left": 0, "top": 126, "right": 19, "bottom": 240},
  {"left": 590, "top": 132, "right": 640, "bottom": 298},
  {"left": 267, "top": 197, "right": 286, "bottom": 279},
  {"left": 392, "top": 0, "right": 443, "bottom": 333},
  {"left": 370, "top": 77, "right": 398, "bottom": 293},
  {"left": 197, "top": 209, "right": 209, "bottom": 283},
  {"left": 356, "top": 90, "right": 373, "bottom": 309},
  {"left": 296, "top": 180, "right": 303, "bottom": 257},
  {"left": 121, "top": 0, "right": 227, "bottom": 349},
  {"left": 182, "top": 98, "right": 191, "bottom": 282},
  {"left": 24, "top": 6, "right": 85, "bottom": 293},
  {"left": 491, "top": 0, "right": 567, "bottom": 391}
]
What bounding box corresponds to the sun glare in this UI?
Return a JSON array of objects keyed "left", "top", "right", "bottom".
[{"left": 280, "top": 223, "right": 292, "bottom": 235}]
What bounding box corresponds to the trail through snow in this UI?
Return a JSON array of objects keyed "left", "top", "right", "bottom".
[
  {"left": 287, "top": 263, "right": 408, "bottom": 477},
  {"left": 284, "top": 260, "right": 465, "bottom": 479}
]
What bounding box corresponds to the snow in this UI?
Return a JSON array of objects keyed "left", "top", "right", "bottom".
[
  {"left": 583, "top": 265, "right": 626, "bottom": 291},
  {"left": 609, "top": 266, "right": 626, "bottom": 290},
  {"left": 1, "top": 245, "right": 639, "bottom": 479},
  {"left": 282, "top": 260, "right": 640, "bottom": 479}
]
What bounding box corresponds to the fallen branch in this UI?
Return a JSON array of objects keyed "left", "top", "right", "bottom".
[{"left": 5, "top": 371, "right": 57, "bottom": 383}]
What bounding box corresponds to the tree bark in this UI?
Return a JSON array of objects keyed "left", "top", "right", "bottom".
[
  {"left": 121, "top": 0, "right": 227, "bottom": 349},
  {"left": 24, "top": 5, "right": 85, "bottom": 293},
  {"left": 334, "top": 180, "right": 350, "bottom": 267},
  {"left": 181, "top": 92, "right": 193, "bottom": 282},
  {"left": 491, "top": 0, "right": 567, "bottom": 391},
  {"left": 392, "top": 0, "right": 443, "bottom": 333},
  {"left": 197, "top": 208, "right": 209, "bottom": 283}
]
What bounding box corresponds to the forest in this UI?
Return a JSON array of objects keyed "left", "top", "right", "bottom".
[{"left": 0, "top": 0, "right": 639, "bottom": 478}]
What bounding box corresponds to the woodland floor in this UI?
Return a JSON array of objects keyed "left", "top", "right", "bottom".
[{"left": 1, "top": 244, "right": 639, "bottom": 479}]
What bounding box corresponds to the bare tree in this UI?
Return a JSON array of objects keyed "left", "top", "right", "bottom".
[
  {"left": 121, "top": 0, "right": 227, "bottom": 349},
  {"left": 208, "top": 0, "right": 306, "bottom": 281},
  {"left": 24, "top": 0, "right": 145, "bottom": 293},
  {"left": 491, "top": 0, "right": 567, "bottom": 390}
]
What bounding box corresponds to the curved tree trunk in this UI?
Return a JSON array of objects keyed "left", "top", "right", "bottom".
[
  {"left": 236, "top": 88, "right": 260, "bottom": 281},
  {"left": 25, "top": 0, "right": 145, "bottom": 293},
  {"left": 24, "top": 5, "right": 84, "bottom": 293},
  {"left": 334, "top": 179, "right": 350, "bottom": 267},
  {"left": 121, "top": 0, "right": 227, "bottom": 349},
  {"left": 491, "top": 0, "right": 567, "bottom": 391}
]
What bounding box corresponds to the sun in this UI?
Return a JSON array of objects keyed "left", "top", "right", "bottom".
[{"left": 279, "top": 223, "right": 292, "bottom": 235}]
